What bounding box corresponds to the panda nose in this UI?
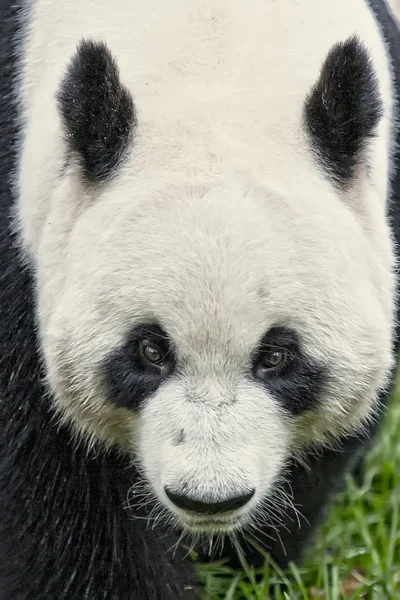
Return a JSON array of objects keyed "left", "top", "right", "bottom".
[{"left": 165, "top": 487, "right": 255, "bottom": 515}]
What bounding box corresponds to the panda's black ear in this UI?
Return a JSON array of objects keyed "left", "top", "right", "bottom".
[
  {"left": 57, "top": 39, "right": 137, "bottom": 182},
  {"left": 303, "top": 36, "right": 382, "bottom": 188}
]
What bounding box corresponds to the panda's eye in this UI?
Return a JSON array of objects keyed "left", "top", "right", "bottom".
[
  {"left": 259, "top": 350, "right": 288, "bottom": 371},
  {"left": 139, "top": 340, "right": 165, "bottom": 366}
]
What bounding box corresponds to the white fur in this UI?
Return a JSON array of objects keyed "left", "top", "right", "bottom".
[{"left": 15, "top": 0, "right": 397, "bottom": 531}]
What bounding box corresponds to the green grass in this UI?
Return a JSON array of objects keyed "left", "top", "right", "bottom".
[{"left": 200, "top": 390, "right": 400, "bottom": 599}]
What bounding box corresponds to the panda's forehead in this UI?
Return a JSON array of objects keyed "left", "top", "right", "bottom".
[
  {"left": 109, "top": 224, "right": 279, "bottom": 359},
  {"left": 76, "top": 179, "right": 347, "bottom": 359}
]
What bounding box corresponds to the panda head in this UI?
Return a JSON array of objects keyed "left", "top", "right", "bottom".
[{"left": 30, "top": 38, "right": 395, "bottom": 535}]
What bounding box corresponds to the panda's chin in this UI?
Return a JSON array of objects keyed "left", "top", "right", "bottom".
[
  {"left": 180, "top": 516, "right": 244, "bottom": 535},
  {"left": 167, "top": 505, "right": 252, "bottom": 536}
]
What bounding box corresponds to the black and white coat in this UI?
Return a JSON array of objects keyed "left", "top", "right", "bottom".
[{"left": 0, "top": 1, "right": 399, "bottom": 598}]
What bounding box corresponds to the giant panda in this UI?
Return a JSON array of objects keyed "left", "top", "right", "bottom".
[{"left": 0, "top": 0, "right": 399, "bottom": 598}]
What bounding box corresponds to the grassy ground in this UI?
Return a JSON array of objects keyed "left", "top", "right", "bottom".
[{"left": 200, "top": 389, "right": 400, "bottom": 599}]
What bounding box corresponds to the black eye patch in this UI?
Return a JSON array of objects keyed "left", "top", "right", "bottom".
[
  {"left": 252, "top": 327, "right": 326, "bottom": 415},
  {"left": 101, "top": 323, "right": 175, "bottom": 410}
]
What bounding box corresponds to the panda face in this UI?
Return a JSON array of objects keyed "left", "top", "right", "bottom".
[
  {"left": 22, "top": 37, "right": 395, "bottom": 533},
  {"left": 35, "top": 175, "right": 394, "bottom": 532}
]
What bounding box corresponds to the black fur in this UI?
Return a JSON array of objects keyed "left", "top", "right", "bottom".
[
  {"left": 57, "top": 39, "right": 136, "bottom": 182},
  {"left": 252, "top": 327, "right": 326, "bottom": 415},
  {"left": 102, "top": 323, "right": 175, "bottom": 410},
  {"left": 303, "top": 35, "right": 383, "bottom": 186},
  {"left": 0, "top": 4, "right": 197, "bottom": 599},
  {"left": 0, "top": 1, "right": 399, "bottom": 598}
]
